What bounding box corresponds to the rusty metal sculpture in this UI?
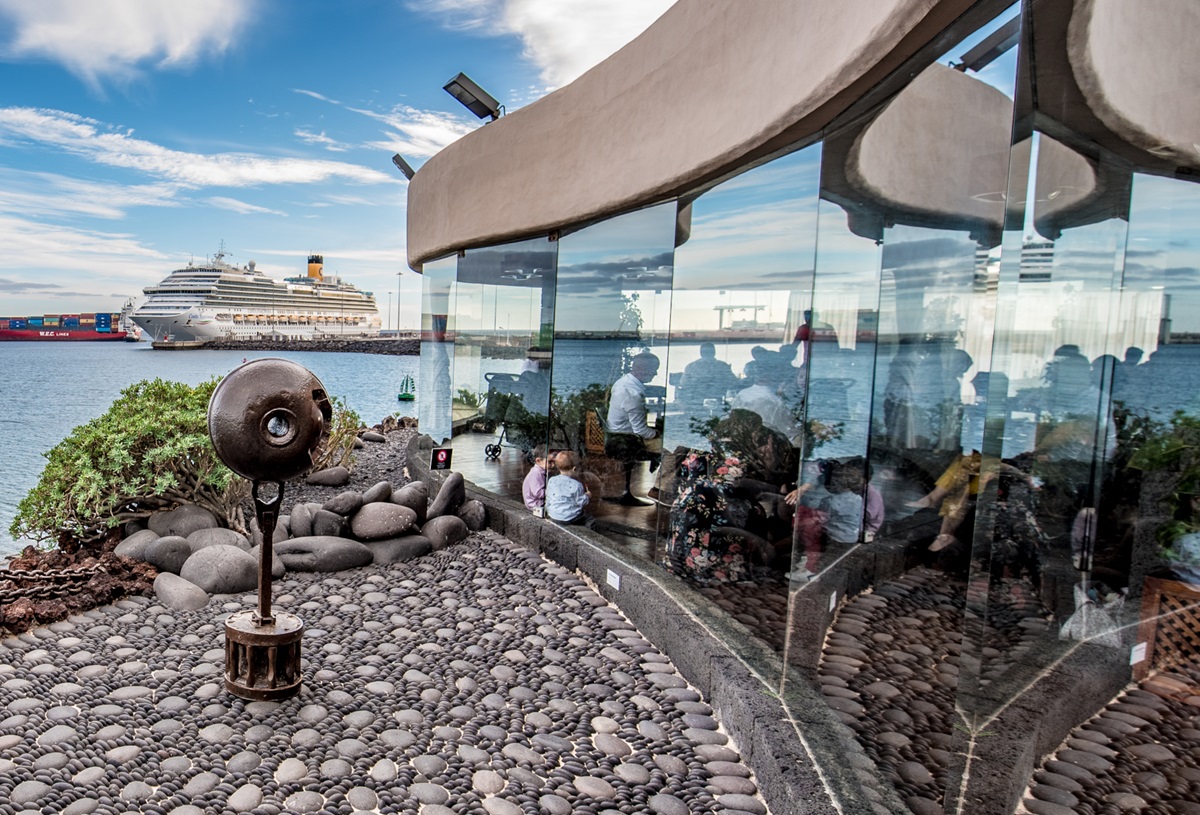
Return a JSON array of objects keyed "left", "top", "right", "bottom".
[{"left": 208, "top": 359, "right": 332, "bottom": 700}]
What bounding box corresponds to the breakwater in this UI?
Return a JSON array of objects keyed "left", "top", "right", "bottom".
[{"left": 203, "top": 337, "right": 419, "bottom": 355}]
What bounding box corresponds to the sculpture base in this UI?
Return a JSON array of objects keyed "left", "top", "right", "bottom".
[{"left": 224, "top": 610, "right": 304, "bottom": 700}]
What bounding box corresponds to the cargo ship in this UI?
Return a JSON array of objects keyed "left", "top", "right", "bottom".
[
  {"left": 130, "top": 249, "right": 381, "bottom": 344},
  {"left": 0, "top": 311, "right": 129, "bottom": 341}
]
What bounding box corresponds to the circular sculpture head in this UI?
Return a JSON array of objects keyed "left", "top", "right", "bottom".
[{"left": 208, "top": 358, "right": 333, "bottom": 482}]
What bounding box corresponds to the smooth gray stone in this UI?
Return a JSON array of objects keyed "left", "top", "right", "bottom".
[
  {"left": 324, "top": 491, "right": 364, "bottom": 517},
  {"left": 427, "top": 472, "right": 465, "bottom": 518},
  {"left": 306, "top": 466, "right": 350, "bottom": 486},
  {"left": 249, "top": 514, "right": 289, "bottom": 547},
  {"left": 361, "top": 431, "right": 386, "bottom": 443},
  {"left": 227, "top": 784, "right": 262, "bottom": 811},
  {"left": 390, "top": 484, "right": 428, "bottom": 525},
  {"left": 350, "top": 502, "right": 417, "bottom": 540},
  {"left": 114, "top": 529, "right": 158, "bottom": 561},
  {"left": 153, "top": 573, "right": 209, "bottom": 611},
  {"left": 247, "top": 545, "right": 286, "bottom": 578},
  {"left": 179, "top": 545, "right": 257, "bottom": 594},
  {"left": 457, "top": 499, "right": 487, "bottom": 531},
  {"left": 144, "top": 535, "right": 193, "bottom": 574},
  {"left": 311, "top": 509, "right": 346, "bottom": 538},
  {"left": 648, "top": 794, "right": 689, "bottom": 815},
  {"left": 362, "top": 481, "right": 393, "bottom": 504},
  {"left": 187, "top": 527, "right": 251, "bottom": 551},
  {"left": 289, "top": 503, "right": 313, "bottom": 538},
  {"left": 274, "top": 536, "right": 372, "bottom": 572},
  {"left": 149, "top": 504, "right": 218, "bottom": 538},
  {"left": 367, "top": 535, "right": 433, "bottom": 565},
  {"left": 422, "top": 515, "right": 469, "bottom": 551}
]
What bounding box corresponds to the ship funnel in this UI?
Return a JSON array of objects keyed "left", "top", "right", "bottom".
[{"left": 307, "top": 254, "right": 324, "bottom": 280}]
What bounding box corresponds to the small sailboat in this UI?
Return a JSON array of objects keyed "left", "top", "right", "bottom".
[{"left": 397, "top": 374, "right": 416, "bottom": 402}]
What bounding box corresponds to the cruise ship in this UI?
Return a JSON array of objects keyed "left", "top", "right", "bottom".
[{"left": 131, "top": 251, "right": 381, "bottom": 342}]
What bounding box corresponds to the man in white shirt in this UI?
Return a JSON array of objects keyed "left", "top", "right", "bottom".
[{"left": 606, "top": 352, "right": 663, "bottom": 453}]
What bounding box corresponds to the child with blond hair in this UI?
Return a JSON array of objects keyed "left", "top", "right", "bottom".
[{"left": 546, "top": 451, "right": 592, "bottom": 526}]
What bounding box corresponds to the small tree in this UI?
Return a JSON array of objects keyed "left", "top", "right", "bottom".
[{"left": 11, "top": 378, "right": 246, "bottom": 547}]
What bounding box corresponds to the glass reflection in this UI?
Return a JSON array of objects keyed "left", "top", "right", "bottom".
[
  {"left": 418, "top": 256, "right": 457, "bottom": 444},
  {"left": 659, "top": 147, "right": 822, "bottom": 661},
  {"left": 446, "top": 237, "right": 557, "bottom": 508},
  {"left": 548, "top": 203, "right": 676, "bottom": 547}
]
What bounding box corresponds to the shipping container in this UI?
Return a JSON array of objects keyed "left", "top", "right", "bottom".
[
  {"left": 28, "top": 318, "right": 43, "bottom": 327},
  {"left": 81, "top": 313, "right": 96, "bottom": 325},
  {"left": 10, "top": 319, "right": 26, "bottom": 329},
  {"left": 43, "top": 315, "right": 60, "bottom": 327},
  {"left": 96, "top": 325, "right": 111, "bottom": 333},
  {"left": 0, "top": 320, "right": 8, "bottom": 329}
]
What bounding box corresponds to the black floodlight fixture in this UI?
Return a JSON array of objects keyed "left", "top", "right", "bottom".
[
  {"left": 391, "top": 154, "right": 415, "bottom": 180},
  {"left": 443, "top": 72, "right": 503, "bottom": 121}
]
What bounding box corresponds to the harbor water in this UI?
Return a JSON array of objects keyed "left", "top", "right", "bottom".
[{"left": 0, "top": 343, "right": 418, "bottom": 556}]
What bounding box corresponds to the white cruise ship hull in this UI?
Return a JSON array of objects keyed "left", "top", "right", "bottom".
[{"left": 132, "top": 251, "right": 382, "bottom": 345}]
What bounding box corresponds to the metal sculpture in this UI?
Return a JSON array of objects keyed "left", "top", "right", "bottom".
[{"left": 208, "top": 358, "right": 332, "bottom": 700}]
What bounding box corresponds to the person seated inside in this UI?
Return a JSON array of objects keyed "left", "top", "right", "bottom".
[
  {"left": 546, "top": 451, "right": 593, "bottom": 526},
  {"left": 786, "top": 457, "right": 883, "bottom": 581},
  {"left": 730, "top": 359, "right": 801, "bottom": 442},
  {"left": 679, "top": 342, "right": 737, "bottom": 408},
  {"left": 522, "top": 445, "right": 551, "bottom": 516},
  {"left": 605, "top": 352, "right": 663, "bottom": 504}
]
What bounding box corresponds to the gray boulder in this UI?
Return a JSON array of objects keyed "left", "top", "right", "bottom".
[
  {"left": 148, "top": 504, "right": 219, "bottom": 538},
  {"left": 123, "top": 519, "right": 148, "bottom": 538},
  {"left": 247, "top": 545, "right": 286, "bottom": 578},
  {"left": 180, "top": 545, "right": 258, "bottom": 594},
  {"left": 114, "top": 529, "right": 159, "bottom": 561},
  {"left": 188, "top": 527, "right": 251, "bottom": 552},
  {"left": 273, "top": 537, "right": 372, "bottom": 572},
  {"left": 421, "top": 515, "right": 469, "bottom": 551},
  {"left": 361, "top": 431, "right": 386, "bottom": 443},
  {"left": 250, "top": 515, "right": 290, "bottom": 548},
  {"left": 457, "top": 499, "right": 487, "bottom": 532},
  {"left": 306, "top": 466, "right": 351, "bottom": 487},
  {"left": 153, "top": 573, "right": 210, "bottom": 611},
  {"left": 289, "top": 503, "right": 313, "bottom": 538},
  {"left": 390, "top": 484, "right": 428, "bottom": 525},
  {"left": 144, "top": 536, "right": 193, "bottom": 575},
  {"left": 311, "top": 509, "right": 346, "bottom": 538},
  {"left": 362, "top": 481, "right": 393, "bottom": 504},
  {"left": 350, "top": 503, "right": 417, "bottom": 541},
  {"left": 427, "top": 472, "right": 465, "bottom": 519},
  {"left": 368, "top": 535, "right": 433, "bottom": 565},
  {"left": 323, "top": 491, "right": 364, "bottom": 517}
]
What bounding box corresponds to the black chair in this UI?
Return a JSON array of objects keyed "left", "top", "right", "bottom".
[{"left": 594, "top": 409, "right": 656, "bottom": 506}]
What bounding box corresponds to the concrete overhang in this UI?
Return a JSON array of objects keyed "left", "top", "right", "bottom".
[{"left": 406, "top": 0, "right": 985, "bottom": 269}]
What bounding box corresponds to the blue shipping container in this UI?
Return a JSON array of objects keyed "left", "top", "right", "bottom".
[
  {"left": 63, "top": 318, "right": 79, "bottom": 327},
  {"left": 10, "top": 319, "right": 26, "bottom": 329},
  {"left": 28, "top": 318, "right": 43, "bottom": 327}
]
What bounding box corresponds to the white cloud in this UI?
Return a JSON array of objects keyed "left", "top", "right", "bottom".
[
  {"left": 408, "top": 0, "right": 675, "bottom": 87},
  {"left": 0, "top": 168, "right": 181, "bottom": 219},
  {"left": 294, "top": 128, "right": 351, "bottom": 152},
  {"left": 292, "top": 88, "right": 338, "bottom": 104},
  {"left": 356, "top": 105, "right": 477, "bottom": 158},
  {"left": 0, "top": 107, "right": 393, "bottom": 187},
  {"left": 209, "top": 196, "right": 288, "bottom": 216},
  {"left": 0, "top": 0, "right": 256, "bottom": 90}
]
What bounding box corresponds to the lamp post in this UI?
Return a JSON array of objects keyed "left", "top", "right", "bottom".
[{"left": 388, "top": 292, "right": 393, "bottom": 334}]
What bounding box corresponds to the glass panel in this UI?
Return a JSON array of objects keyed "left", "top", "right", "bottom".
[
  {"left": 418, "top": 256, "right": 458, "bottom": 444},
  {"left": 447, "top": 237, "right": 558, "bottom": 508},
  {"left": 661, "top": 146, "right": 823, "bottom": 671},
  {"left": 548, "top": 203, "right": 676, "bottom": 552}
]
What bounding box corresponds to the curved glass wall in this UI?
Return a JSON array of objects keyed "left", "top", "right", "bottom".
[{"left": 416, "top": 1, "right": 1200, "bottom": 811}]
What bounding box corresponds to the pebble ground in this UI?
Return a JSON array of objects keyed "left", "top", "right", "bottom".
[{"left": 0, "top": 533, "right": 769, "bottom": 815}]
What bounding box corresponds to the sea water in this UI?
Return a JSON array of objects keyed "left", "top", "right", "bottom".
[{"left": 0, "top": 343, "right": 418, "bottom": 556}]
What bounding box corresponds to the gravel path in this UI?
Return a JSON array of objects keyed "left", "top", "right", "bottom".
[{"left": 0, "top": 502, "right": 769, "bottom": 814}]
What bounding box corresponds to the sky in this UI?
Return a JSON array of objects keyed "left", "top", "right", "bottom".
[{"left": 0, "top": 0, "right": 675, "bottom": 329}]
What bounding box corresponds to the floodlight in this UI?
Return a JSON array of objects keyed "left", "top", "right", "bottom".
[
  {"left": 443, "top": 72, "right": 503, "bottom": 121},
  {"left": 391, "top": 154, "right": 415, "bottom": 180}
]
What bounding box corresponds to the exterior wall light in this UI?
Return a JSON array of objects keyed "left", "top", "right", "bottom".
[
  {"left": 443, "top": 72, "right": 503, "bottom": 121},
  {"left": 391, "top": 154, "right": 416, "bottom": 180}
]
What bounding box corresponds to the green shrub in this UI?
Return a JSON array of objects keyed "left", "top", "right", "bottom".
[
  {"left": 312, "top": 395, "right": 361, "bottom": 472},
  {"left": 10, "top": 378, "right": 247, "bottom": 547}
]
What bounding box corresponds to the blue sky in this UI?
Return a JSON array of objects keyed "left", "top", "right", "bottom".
[{"left": 0, "top": 0, "right": 674, "bottom": 328}]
